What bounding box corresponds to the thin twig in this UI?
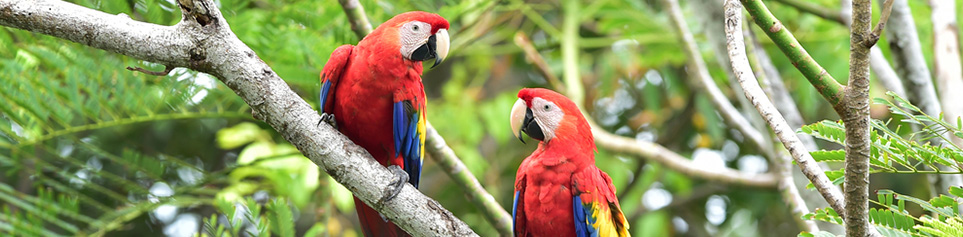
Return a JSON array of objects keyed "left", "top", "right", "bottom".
[
  {"left": 513, "top": 32, "right": 566, "bottom": 93},
  {"left": 663, "top": 0, "right": 771, "bottom": 153},
  {"left": 740, "top": 16, "right": 820, "bottom": 233},
  {"left": 593, "top": 126, "right": 779, "bottom": 187},
  {"left": 775, "top": 0, "right": 906, "bottom": 99},
  {"left": 726, "top": 0, "right": 846, "bottom": 223},
  {"left": 515, "top": 16, "right": 779, "bottom": 187},
  {"left": 617, "top": 160, "right": 655, "bottom": 201},
  {"left": 740, "top": 0, "right": 844, "bottom": 106},
  {"left": 425, "top": 122, "right": 513, "bottom": 236},
  {"left": 125, "top": 65, "right": 173, "bottom": 76},
  {"left": 865, "top": 0, "right": 894, "bottom": 47},
  {"left": 562, "top": 0, "right": 584, "bottom": 106},
  {"left": 845, "top": 0, "right": 906, "bottom": 99},
  {"left": 772, "top": 0, "right": 845, "bottom": 24},
  {"left": 743, "top": 25, "right": 820, "bottom": 150}
]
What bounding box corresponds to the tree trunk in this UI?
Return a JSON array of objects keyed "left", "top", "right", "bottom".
[{"left": 841, "top": 0, "right": 873, "bottom": 236}]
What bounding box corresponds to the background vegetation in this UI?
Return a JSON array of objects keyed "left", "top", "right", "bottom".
[{"left": 1, "top": 0, "right": 961, "bottom": 236}]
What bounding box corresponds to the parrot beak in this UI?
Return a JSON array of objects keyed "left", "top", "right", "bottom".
[
  {"left": 510, "top": 99, "right": 527, "bottom": 144},
  {"left": 409, "top": 29, "right": 450, "bottom": 69},
  {"left": 431, "top": 29, "right": 450, "bottom": 69},
  {"left": 510, "top": 98, "right": 545, "bottom": 144}
]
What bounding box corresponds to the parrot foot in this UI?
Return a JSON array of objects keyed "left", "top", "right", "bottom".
[
  {"left": 319, "top": 113, "right": 338, "bottom": 130},
  {"left": 379, "top": 165, "right": 409, "bottom": 205}
]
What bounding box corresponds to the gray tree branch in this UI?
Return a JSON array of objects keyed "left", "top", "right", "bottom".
[
  {"left": 724, "top": 0, "right": 844, "bottom": 216},
  {"left": 725, "top": 2, "right": 881, "bottom": 236},
  {"left": 0, "top": 0, "right": 476, "bottom": 235},
  {"left": 678, "top": 0, "right": 814, "bottom": 232}
]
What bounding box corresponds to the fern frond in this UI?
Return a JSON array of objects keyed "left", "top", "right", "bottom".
[
  {"left": 916, "top": 216, "right": 963, "bottom": 237},
  {"left": 801, "top": 93, "right": 963, "bottom": 174},
  {"left": 1, "top": 32, "right": 255, "bottom": 235}
]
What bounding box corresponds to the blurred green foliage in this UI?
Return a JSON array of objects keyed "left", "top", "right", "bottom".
[{"left": 0, "top": 0, "right": 959, "bottom": 236}]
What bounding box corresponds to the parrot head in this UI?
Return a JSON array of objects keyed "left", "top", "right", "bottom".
[
  {"left": 510, "top": 88, "right": 594, "bottom": 147},
  {"left": 363, "top": 11, "right": 450, "bottom": 68}
]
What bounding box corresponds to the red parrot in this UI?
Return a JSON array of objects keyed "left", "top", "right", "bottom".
[
  {"left": 509, "top": 88, "right": 631, "bottom": 236},
  {"left": 318, "top": 11, "right": 450, "bottom": 237}
]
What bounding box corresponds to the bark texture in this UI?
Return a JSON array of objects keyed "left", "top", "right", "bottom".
[
  {"left": 839, "top": 0, "right": 906, "bottom": 99},
  {"left": 0, "top": 0, "right": 477, "bottom": 235},
  {"left": 841, "top": 0, "right": 873, "bottom": 236}
]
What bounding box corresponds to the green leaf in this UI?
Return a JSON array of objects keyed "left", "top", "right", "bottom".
[
  {"left": 810, "top": 150, "right": 845, "bottom": 162},
  {"left": 949, "top": 186, "right": 963, "bottom": 198}
]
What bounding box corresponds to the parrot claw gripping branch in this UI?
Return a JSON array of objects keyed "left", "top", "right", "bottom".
[
  {"left": 379, "top": 165, "right": 410, "bottom": 205},
  {"left": 318, "top": 112, "right": 338, "bottom": 130},
  {"left": 318, "top": 11, "right": 450, "bottom": 237}
]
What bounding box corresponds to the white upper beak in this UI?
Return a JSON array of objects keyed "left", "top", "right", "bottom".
[
  {"left": 510, "top": 98, "right": 527, "bottom": 140},
  {"left": 433, "top": 29, "right": 450, "bottom": 68}
]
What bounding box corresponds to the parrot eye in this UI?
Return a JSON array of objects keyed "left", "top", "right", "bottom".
[
  {"left": 413, "top": 25, "right": 419, "bottom": 31},
  {"left": 543, "top": 105, "right": 551, "bottom": 111}
]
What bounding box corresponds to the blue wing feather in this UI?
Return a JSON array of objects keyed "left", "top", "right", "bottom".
[
  {"left": 393, "top": 100, "right": 422, "bottom": 188},
  {"left": 404, "top": 113, "right": 417, "bottom": 160},
  {"left": 408, "top": 123, "right": 422, "bottom": 186},
  {"left": 393, "top": 102, "right": 407, "bottom": 158},
  {"left": 574, "top": 196, "right": 589, "bottom": 237},
  {"left": 319, "top": 80, "right": 333, "bottom": 112},
  {"left": 512, "top": 191, "right": 520, "bottom": 232}
]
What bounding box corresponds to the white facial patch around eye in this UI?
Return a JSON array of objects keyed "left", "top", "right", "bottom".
[
  {"left": 399, "top": 21, "right": 433, "bottom": 59},
  {"left": 530, "top": 97, "right": 564, "bottom": 141}
]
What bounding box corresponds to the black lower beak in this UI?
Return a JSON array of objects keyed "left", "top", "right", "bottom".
[
  {"left": 410, "top": 35, "right": 439, "bottom": 68},
  {"left": 521, "top": 108, "right": 545, "bottom": 143}
]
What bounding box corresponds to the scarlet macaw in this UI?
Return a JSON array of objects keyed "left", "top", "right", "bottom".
[
  {"left": 319, "top": 11, "right": 450, "bottom": 237},
  {"left": 509, "top": 88, "right": 631, "bottom": 236}
]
